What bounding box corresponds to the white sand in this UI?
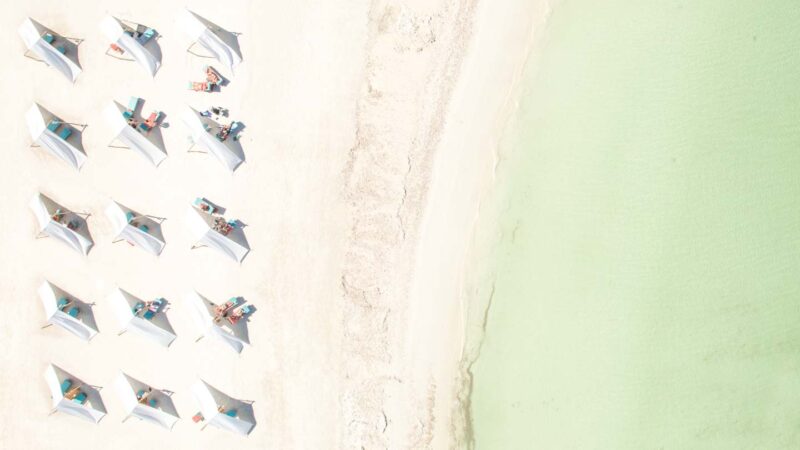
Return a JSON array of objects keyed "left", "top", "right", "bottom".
[{"left": 0, "top": 0, "right": 550, "bottom": 448}]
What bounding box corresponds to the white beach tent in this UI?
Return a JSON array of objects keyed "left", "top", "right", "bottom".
[
  {"left": 30, "top": 192, "right": 94, "bottom": 256},
  {"left": 105, "top": 200, "right": 166, "bottom": 256},
  {"left": 181, "top": 107, "right": 244, "bottom": 172},
  {"left": 178, "top": 9, "right": 242, "bottom": 72},
  {"left": 103, "top": 101, "right": 167, "bottom": 166},
  {"left": 113, "top": 373, "right": 179, "bottom": 430},
  {"left": 19, "top": 18, "right": 81, "bottom": 83},
  {"left": 191, "top": 380, "right": 255, "bottom": 435},
  {"left": 39, "top": 281, "right": 98, "bottom": 342},
  {"left": 185, "top": 291, "right": 249, "bottom": 353},
  {"left": 186, "top": 206, "right": 250, "bottom": 263},
  {"left": 44, "top": 363, "right": 106, "bottom": 424},
  {"left": 109, "top": 288, "right": 176, "bottom": 347},
  {"left": 100, "top": 15, "right": 161, "bottom": 77},
  {"left": 26, "top": 103, "right": 87, "bottom": 170}
]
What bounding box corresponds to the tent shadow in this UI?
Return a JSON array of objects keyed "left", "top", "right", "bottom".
[
  {"left": 50, "top": 284, "right": 100, "bottom": 334},
  {"left": 52, "top": 364, "right": 107, "bottom": 415},
  {"left": 30, "top": 18, "right": 82, "bottom": 70},
  {"left": 40, "top": 193, "right": 94, "bottom": 252},
  {"left": 190, "top": 13, "right": 243, "bottom": 64},
  {"left": 35, "top": 103, "right": 88, "bottom": 158},
  {"left": 126, "top": 375, "right": 180, "bottom": 420}
]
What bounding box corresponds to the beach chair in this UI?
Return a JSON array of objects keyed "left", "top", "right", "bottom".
[
  {"left": 240, "top": 305, "right": 254, "bottom": 316},
  {"left": 145, "top": 111, "right": 161, "bottom": 128},
  {"left": 59, "top": 126, "right": 72, "bottom": 140},
  {"left": 61, "top": 379, "right": 72, "bottom": 394},
  {"left": 57, "top": 297, "right": 70, "bottom": 310},
  {"left": 132, "top": 301, "right": 145, "bottom": 315},
  {"left": 43, "top": 33, "right": 55, "bottom": 44},
  {"left": 139, "top": 28, "right": 156, "bottom": 45},
  {"left": 73, "top": 392, "right": 87, "bottom": 404},
  {"left": 47, "top": 120, "right": 60, "bottom": 132},
  {"left": 192, "top": 412, "right": 204, "bottom": 423}
]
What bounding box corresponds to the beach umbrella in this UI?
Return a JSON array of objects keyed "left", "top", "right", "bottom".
[
  {"left": 18, "top": 18, "right": 81, "bottom": 83},
  {"left": 99, "top": 16, "right": 160, "bottom": 77},
  {"left": 191, "top": 380, "right": 255, "bottom": 435},
  {"left": 113, "top": 373, "right": 179, "bottom": 430},
  {"left": 186, "top": 206, "right": 250, "bottom": 263},
  {"left": 181, "top": 107, "right": 244, "bottom": 172},
  {"left": 185, "top": 291, "right": 248, "bottom": 353},
  {"left": 103, "top": 101, "right": 167, "bottom": 166},
  {"left": 105, "top": 200, "right": 166, "bottom": 256},
  {"left": 39, "top": 281, "right": 98, "bottom": 342},
  {"left": 108, "top": 288, "right": 176, "bottom": 347},
  {"left": 44, "top": 363, "right": 106, "bottom": 424},
  {"left": 30, "top": 192, "right": 93, "bottom": 256},
  {"left": 26, "top": 103, "right": 87, "bottom": 170},
  {"left": 178, "top": 9, "right": 242, "bottom": 72}
]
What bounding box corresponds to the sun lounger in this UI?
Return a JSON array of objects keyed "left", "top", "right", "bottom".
[
  {"left": 43, "top": 33, "right": 55, "bottom": 44},
  {"left": 137, "top": 28, "right": 156, "bottom": 45},
  {"left": 240, "top": 305, "right": 254, "bottom": 315},
  {"left": 148, "top": 398, "right": 157, "bottom": 407},
  {"left": 61, "top": 379, "right": 72, "bottom": 394},
  {"left": 56, "top": 45, "right": 66, "bottom": 54},
  {"left": 58, "top": 126, "right": 72, "bottom": 140},
  {"left": 225, "top": 409, "right": 237, "bottom": 417},
  {"left": 192, "top": 412, "right": 204, "bottom": 423},
  {"left": 143, "top": 310, "right": 155, "bottom": 320},
  {"left": 138, "top": 224, "right": 149, "bottom": 233},
  {"left": 132, "top": 301, "right": 145, "bottom": 315},
  {"left": 47, "top": 120, "right": 60, "bottom": 132},
  {"left": 57, "top": 297, "right": 70, "bottom": 310},
  {"left": 128, "top": 97, "right": 140, "bottom": 111},
  {"left": 73, "top": 392, "right": 87, "bottom": 404},
  {"left": 188, "top": 81, "right": 213, "bottom": 92},
  {"left": 137, "top": 122, "right": 151, "bottom": 133},
  {"left": 67, "top": 307, "right": 79, "bottom": 318},
  {"left": 145, "top": 111, "right": 162, "bottom": 127},
  {"left": 126, "top": 211, "right": 135, "bottom": 223}
]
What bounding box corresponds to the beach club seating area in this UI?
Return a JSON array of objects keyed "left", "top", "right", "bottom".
[{"left": 22, "top": 9, "right": 256, "bottom": 434}]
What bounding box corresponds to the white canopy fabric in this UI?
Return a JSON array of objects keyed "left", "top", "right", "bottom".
[
  {"left": 113, "top": 373, "right": 179, "bottom": 430},
  {"left": 39, "top": 281, "right": 98, "bottom": 341},
  {"left": 178, "top": 9, "right": 242, "bottom": 72},
  {"left": 105, "top": 201, "right": 166, "bottom": 256},
  {"left": 186, "top": 207, "right": 250, "bottom": 263},
  {"left": 30, "top": 193, "right": 94, "bottom": 256},
  {"left": 109, "top": 288, "right": 176, "bottom": 347},
  {"left": 19, "top": 18, "right": 81, "bottom": 83},
  {"left": 181, "top": 107, "right": 244, "bottom": 172},
  {"left": 45, "top": 364, "right": 106, "bottom": 424},
  {"left": 26, "top": 103, "right": 87, "bottom": 170},
  {"left": 191, "top": 380, "right": 255, "bottom": 435},
  {"left": 100, "top": 16, "right": 160, "bottom": 77},
  {"left": 185, "top": 291, "right": 248, "bottom": 353},
  {"left": 103, "top": 101, "right": 167, "bottom": 166}
]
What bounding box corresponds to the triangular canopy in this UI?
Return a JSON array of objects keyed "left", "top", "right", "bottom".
[
  {"left": 113, "top": 373, "right": 179, "bottom": 430},
  {"left": 44, "top": 363, "right": 107, "bottom": 424},
  {"left": 100, "top": 16, "right": 161, "bottom": 77},
  {"left": 186, "top": 206, "right": 250, "bottom": 263},
  {"left": 105, "top": 200, "right": 166, "bottom": 256},
  {"left": 178, "top": 9, "right": 242, "bottom": 72},
  {"left": 39, "top": 281, "right": 98, "bottom": 341},
  {"left": 30, "top": 192, "right": 93, "bottom": 256},
  {"left": 181, "top": 107, "right": 244, "bottom": 172},
  {"left": 19, "top": 18, "right": 81, "bottom": 82},
  {"left": 191, "top": 380, "right": 255, "bottom": 435},
  {"left": 26, "top": 103, "right": 87, "bottom": 170},
  {"left": 103, "top": 101, "right": 167, "bottom": 166},
  {"left": 108, "top": 288, "right": 176, "bottom": 347},
  {"left": 185, "top": 291, "right": 249, "bottom": 353}
]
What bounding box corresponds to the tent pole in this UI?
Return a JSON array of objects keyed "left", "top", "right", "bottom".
[
  {"left": 35, "top": 232, "right": 49, "bottom": 239},
  {"left": 146, "top": 215, "right": 167, "bottom": 222},
  {"left": 24, "top": 51, "right": 45, "bottom": 63},
  {"left": 41, "top": 323, "right": 53, "bottom": 329},
  {"left": 30, "top": 143, "right": 40, "bottom": 148},
  {"left": 112, "top": 238, "right": 125, "bottom": 244},
  {"left": 195, "top": 335, "right": 204, "bottom": 343},
  {"left": 48, "top": 408, "right": 58, "bottom": 416},
  {"left": 117, "top": 329, "right": 127, "bottom": 336}
]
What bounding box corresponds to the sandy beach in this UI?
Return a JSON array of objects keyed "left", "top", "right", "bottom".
[{"left": 0, "top": 0, "right": 547, "bottom": 448}]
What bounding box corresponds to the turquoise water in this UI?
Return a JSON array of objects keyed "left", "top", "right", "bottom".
[{"left": 469, "top": 1, "right": 800, "bottom": 448}]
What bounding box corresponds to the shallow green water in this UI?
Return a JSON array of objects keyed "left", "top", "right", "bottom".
[{"left": 469, "top": 1, "right": 800, "bottom": 448}]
